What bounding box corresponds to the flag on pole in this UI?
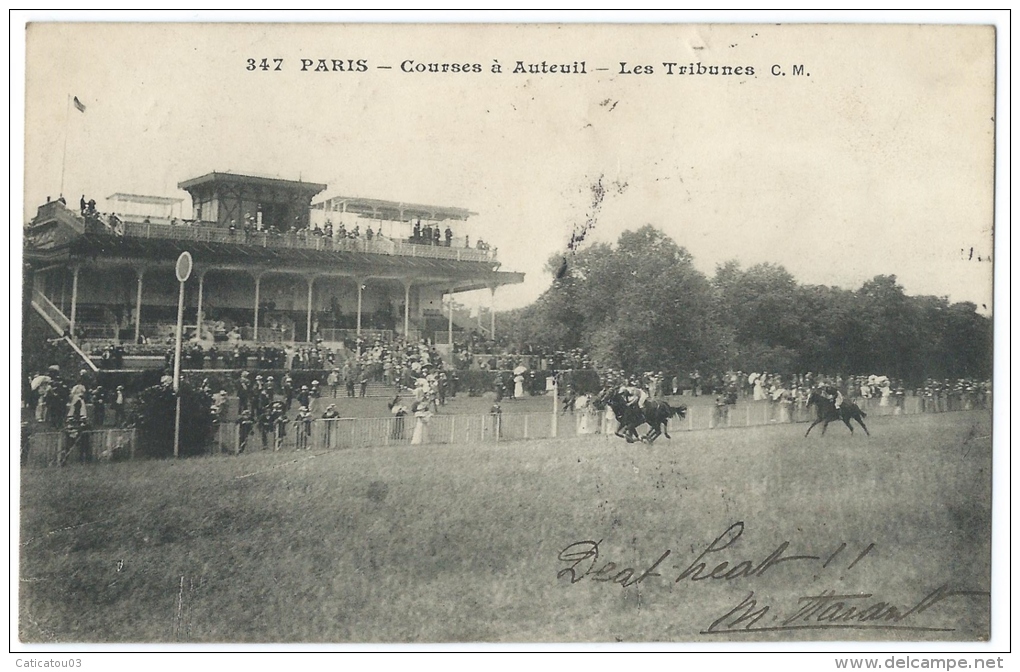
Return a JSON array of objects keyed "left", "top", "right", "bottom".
[{"left": 72, "top": 96, "right": 86, "bottom": 113}]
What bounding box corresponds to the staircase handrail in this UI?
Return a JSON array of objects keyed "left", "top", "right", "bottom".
[{"left": 30, "top": 288, "right": 99, "bottom": 371}]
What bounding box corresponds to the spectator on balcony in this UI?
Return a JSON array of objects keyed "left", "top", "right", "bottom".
[
  {"left": 366, "top": 227, "right": 374, "bottom": 241},
  {"left": 422, "top": 223, "right": 432, "bottom": 244},
  {"left": 433, "top": 226, "right": 441, "bottom": 246},
  {"left": 413, "top": 219, "right": 421, "bottom": 242},
  {"left": 445, "top": 226, "right": 453, "bottom": 247}
]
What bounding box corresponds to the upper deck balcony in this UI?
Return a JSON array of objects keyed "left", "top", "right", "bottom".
[
  {"left": 118, "top": 218, "right": 497, "bottom": 263},
  {"left": 27, "top": 204, "right": 498, "bottom": 265}
]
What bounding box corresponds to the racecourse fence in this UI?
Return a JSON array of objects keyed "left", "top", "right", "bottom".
[
  {"left": 23, "top": 394, "right": 988, "bottom": 467},
  {"left": 23, "top": 428, "right": 138, "bottom": 468}
]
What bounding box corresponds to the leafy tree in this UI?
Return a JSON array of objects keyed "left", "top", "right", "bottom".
[
  {"left": 508, "top": 225, "right": 726, "bottom": 374},
  {"left": 941, "top": 301, "right": 993, "bottom": 379},
  {"left": 502, "top": 227, "right": 992, "bottom": 386}
]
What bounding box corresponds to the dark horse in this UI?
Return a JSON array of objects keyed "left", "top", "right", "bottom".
[
  {"left": 805, "top": 392, "right": 869, "bottom": 437},
  {"left": 642, "top": 399, "right": 688, "bottom": 442},
  {"left": 598, "top": 389, "right": 687, "bottom": 443}
]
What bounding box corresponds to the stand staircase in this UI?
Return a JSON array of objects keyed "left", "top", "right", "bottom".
[{"left": 29, "top": 286, "right": 99, "bottom": 372}]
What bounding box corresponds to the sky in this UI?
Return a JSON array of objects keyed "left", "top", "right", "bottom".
[{"left": 19, "top": 19, "right": 997, "bottom": 314}]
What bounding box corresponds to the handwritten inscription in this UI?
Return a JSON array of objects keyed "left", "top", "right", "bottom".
[
  {"left": 557, "top": 522, "right": 859, "bottom": 586},
  {"left": 705, "top": 585, "right": 989, "bottom": 635},
  {"left": 557, "top": 541, "right": 670, "bottom": 587},
  {"left": 557, "top": 523, "right": 988, "bottom": 635}
]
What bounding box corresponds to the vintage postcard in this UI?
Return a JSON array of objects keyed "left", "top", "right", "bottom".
[{"left": 15, "top": 18, "right": 999, "bottom": 651}]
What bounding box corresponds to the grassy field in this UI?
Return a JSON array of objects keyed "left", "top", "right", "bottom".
[{"left": 18, "top": 410, "right": 991, "bottom": 643}]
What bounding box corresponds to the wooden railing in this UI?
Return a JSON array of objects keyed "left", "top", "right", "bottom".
[{"left": 117, "top": 219, "right": 497, "bottom": 263}]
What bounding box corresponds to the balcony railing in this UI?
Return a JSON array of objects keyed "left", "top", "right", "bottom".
[{"left": 114, "top": 219, "right": 497, "bottom": 263}]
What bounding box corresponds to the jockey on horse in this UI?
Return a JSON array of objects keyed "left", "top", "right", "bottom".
[
  {"left": 620, "top": 378, "right": 649, "bottom": 411},
  {"left": 600, "top": 377, "right": 686, "bottom": 444},
  {"left": 805, "top": 383, "right": 869, "bottom": 437},
  {"left": 823, "top": 383, "right": 844, "bottom": 414}
]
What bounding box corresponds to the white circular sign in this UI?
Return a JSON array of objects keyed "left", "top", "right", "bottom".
[{"left": 175, "top": 251, "right": 193, "bottom": 282}]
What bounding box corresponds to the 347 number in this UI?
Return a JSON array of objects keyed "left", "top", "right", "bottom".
[{"left": 246, "top": 58, "right": 283, "bottom": 71}]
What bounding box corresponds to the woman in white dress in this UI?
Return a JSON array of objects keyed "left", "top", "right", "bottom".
[
  {"left": 514, "top": 373, "right": 525, "bottom": 400},
  {"left": 753, "top": 374, "right": 766, "bottom": 401},
  {"left": 878, "top": 377, "right": 891, "bottom": 407},
  {"left": 575, "top": 394, "right": 592, "bottom": 434},
  {"left": 603, "top": 401, "right": 617, "bottom": 437},
  {"left": 410, "top": 402, "right": 431, "bottom": 445}
]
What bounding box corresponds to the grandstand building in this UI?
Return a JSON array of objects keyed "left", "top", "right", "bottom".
[{"left": 24, "top": 172, "right": 523, "bottom": 369}]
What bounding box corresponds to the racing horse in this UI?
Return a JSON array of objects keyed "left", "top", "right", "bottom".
[
  {"left": 805, "top": 391, "right": 869, "bottom": 437},
  {"left": 641, "top": 398, "right": 688, "bottom": 443},
  {"left": 597, "top": 388, "right": 687, "bottom": 443},
  {"left": 596, "top": 388, "right": 643, "bottom": 442}
]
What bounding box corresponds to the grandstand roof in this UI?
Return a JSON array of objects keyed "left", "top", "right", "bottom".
[
  {"left": 107, "top": 193, "right": 183, "bottom": 205},
  {"left": 178, "top": 172, "right": 327, "bottom": 194},
  {"left": 312, "top": 195, "right": 477, "bottom": 222}
]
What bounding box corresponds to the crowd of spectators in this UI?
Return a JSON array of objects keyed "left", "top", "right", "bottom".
[
  {"left": 450, "top": 332, "right": 594, "bottom": 373},
  {"left": 406, "top": 219, "right": 491, "bottom": 251},
  {"left": 92, "top": 344, "right": 126, "bottom": 369},
  {"left": 585, "top": 368, "right": 991, "bottom": 418},
  {"left": 25, "top": 366, "right": 129, "bottom": 433},
  {"left": 917, "top": 378, "right": 992, "bottom": 412},
  {"left": 161, "top": 343, "right": 346, "bottom": 371},
  {"left": 344, "top": 335, "right": 446, "bottom": 388},
  {"left": 232, "top": 216, "right": 387, "bottom": 242}
]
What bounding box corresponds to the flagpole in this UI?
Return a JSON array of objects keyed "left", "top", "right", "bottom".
[{"left": 59, "top": 94, "right": 71, "bottom": 198}]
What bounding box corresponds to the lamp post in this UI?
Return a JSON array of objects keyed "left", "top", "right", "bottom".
[{"left": 173, "top": 251, "right": 193, "bottom": 459}]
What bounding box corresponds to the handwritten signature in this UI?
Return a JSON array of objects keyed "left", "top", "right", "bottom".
[{"left": 703, "top": 585, "right": 989, "bottom": 635}]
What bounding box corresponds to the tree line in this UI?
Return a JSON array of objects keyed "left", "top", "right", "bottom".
[{"left": 500, "top": 226, "right": 992, "bottom": 385}]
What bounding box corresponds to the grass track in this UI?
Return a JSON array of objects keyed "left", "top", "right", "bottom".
[{"left": 19, "top": 411, "right": 991, "bottom": 643}]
